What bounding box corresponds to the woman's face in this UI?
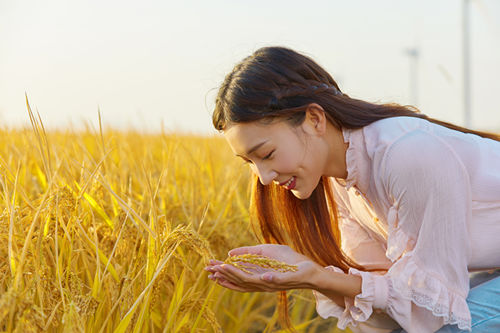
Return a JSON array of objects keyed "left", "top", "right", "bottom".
[{"left": 224, "top": 105, "right": 348, "bottom": 199}]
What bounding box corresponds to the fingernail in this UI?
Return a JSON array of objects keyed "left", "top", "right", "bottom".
[{"left": 262, "top": 274, "right": 272, "bottom": 282}]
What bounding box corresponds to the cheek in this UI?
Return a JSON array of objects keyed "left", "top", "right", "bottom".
[
  {"left": 275, "top": 153, "right": 301, "bottom": 173},
  {"left": 297, "top": 149, "right": 324, "bottom": 182}
]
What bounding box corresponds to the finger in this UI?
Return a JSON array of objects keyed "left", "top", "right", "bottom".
[
  {"left": 212, "top": 271, "right": 251, "bottom": 291},
  {"left": 228, "top": 245, "right": 263, "bottom": 257},
  {"left": 207, "top": 263, "right": 238, "bottom": 275},
  {"left": 205, "top": 260, "right": 223, "bottom": 270},
  {"left": 214, "top": 267, "right": 287, "bottom": 293},
  {"left": 260, "top": 272, "right": 274, "bottom": 282},
  {"left": 216, "top": 278, "right": 251, "bottom": 292},
  {"left": 218, "top": 264, "right": 267, "bottom": 287},
  {"left": 205, "top": 266, "right": 215, "bottom": 273},
  {"left": 214, "top": 271, "right": 275, "bottom": 293},
  {"left": 261, "top": 269, "right": 290, "bottom": 282},
  {"left": 221, "top": 263, "right": 295, "bottom": 287},
  {"left": 219, "top": 264, "right": 251, "bottom": 279},
  {"left": 260, "top": 271, "right": 302, "bottom": 289},
  {"left": 213, "top": 270, "right": 234, "bottom": 282},
  {"left": 205, "top": 263, "right": 222, "bottom": 272},
  {"left": 216, "top": 264, "right": 290, "bottom": 291},
  {"left": 208, "top": 273, "right": 228, "bottom": 284},
  {"left": 211, "top": 267, "right": 250, "bottom": 289}
]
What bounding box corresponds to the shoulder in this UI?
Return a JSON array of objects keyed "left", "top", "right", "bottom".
[
  {"left": 361, "top": 116, "right": 431, "bottom": 152},
  {"left": 383, "top": 129, "right": 460, "bottom": 174},
  {"left": 363, "top": 118, "right": 470, "bottom": 192},
  {"left": 379, "top": 127, "right": 471, "bottom": 205}
]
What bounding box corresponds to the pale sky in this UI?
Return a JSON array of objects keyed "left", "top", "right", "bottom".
[{"left": 1, "top": 0, "right": 499, "bottom": 134}]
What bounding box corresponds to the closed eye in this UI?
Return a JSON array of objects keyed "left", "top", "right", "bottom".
[
  {"left": 262, "top": 150, "right": 275, "bottom": 160},
  {"left": 239, "top": 150, "right": 274, "bottom": 164}
]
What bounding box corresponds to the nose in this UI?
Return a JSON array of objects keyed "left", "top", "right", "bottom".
[{"left": 251, "top": 163, "right": 277, "bottom": 186}]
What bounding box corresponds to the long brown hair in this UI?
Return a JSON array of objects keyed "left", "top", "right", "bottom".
[{"left": 212, "top": 46, "right": 500, "bottom": 331}]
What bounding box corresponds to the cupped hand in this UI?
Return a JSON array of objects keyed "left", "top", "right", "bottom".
[{"left": 204, "top": 244, "right": 322, "bottom": 293}]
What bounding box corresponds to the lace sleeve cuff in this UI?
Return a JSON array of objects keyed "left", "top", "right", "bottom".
[
  {"left": 312, "top": 266, "right": 390, "bottom": 330},
  {"left": 312, "top": 266, "right": 348, "bottom": 320}
]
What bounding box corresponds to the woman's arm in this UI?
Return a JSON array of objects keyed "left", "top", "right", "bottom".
[
  {"left": 206, "top": 245, "right": 401, "bottom": 332},
  {"left": 205, "top": 244, "right": 359, "bottom": 303},
  {"left": 310, "top": 265, "right": 362, "bottom": 306}
]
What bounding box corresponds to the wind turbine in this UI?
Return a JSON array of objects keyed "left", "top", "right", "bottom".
[
  {"left": 463, "top": 0, "right": 471, "bottom": 127},
  {"left": 404, "top": 47, "right": 419, "bottom": 107}
]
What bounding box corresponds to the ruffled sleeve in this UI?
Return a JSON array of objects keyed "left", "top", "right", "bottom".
[
  {"left": 312, "top": 195, "right": 400, "bottom": 332},
  {"left": 328, "top": 130, "right": 473, "bottom": 332},
  {"left": 313, "top": 265, "right": 403, "bottom": 333}
]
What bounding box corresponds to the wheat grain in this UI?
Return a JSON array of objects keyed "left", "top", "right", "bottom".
[{"left": 224, "top": 254, "right": 298, "bottom": 274}]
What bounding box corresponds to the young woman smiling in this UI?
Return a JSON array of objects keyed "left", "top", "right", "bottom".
[{"left": 204, "top": 46, "right": 500, "bottom": 332}]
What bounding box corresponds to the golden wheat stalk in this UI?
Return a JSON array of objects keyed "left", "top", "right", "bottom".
[
  {"left": 224, "top": 254, "right": 298, "bottom": 274},
  {"left": 1, "top": 108, "right": 334, "bottom": 331}
]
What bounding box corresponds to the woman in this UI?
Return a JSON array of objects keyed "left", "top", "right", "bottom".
[{"left": 204, "top": 46, "right": 500, "bottom": 332}]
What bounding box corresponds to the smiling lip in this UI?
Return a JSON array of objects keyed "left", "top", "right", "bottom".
[{"left": 280, "top": 176, "right": 296, "bottom": 190}]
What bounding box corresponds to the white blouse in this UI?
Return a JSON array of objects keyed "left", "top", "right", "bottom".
[{"left": 312, "top": 116, "right": 500, "bottom": 332}]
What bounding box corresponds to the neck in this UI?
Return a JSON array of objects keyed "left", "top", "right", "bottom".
[{"left": 324, "top": 123, "right": 349, "bottom": 179}]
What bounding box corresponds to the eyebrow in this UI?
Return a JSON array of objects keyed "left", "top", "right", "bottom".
[{"left": 235, "top": 140, "right": 269, "bottom": 158}]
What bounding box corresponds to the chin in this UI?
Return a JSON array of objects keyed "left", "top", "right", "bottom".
[
  {"left": 291, "top": 178, "right": 320, "bottom": 200},
  {"left": 291, "top": 189, "right": 313, "bottom": 200}
]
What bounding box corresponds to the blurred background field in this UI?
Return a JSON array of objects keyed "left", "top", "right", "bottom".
[{"left": 0, "top": 107, "right": 348, "bottom": 332}]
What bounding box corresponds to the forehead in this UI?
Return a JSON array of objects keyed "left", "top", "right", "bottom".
[{"left": 224, "top": 120, "right": 293, "bottom": 155}]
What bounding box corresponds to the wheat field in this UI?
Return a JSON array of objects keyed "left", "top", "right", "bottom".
[{"left": 0, "top": 105, "right": 346, "bottom": 332}]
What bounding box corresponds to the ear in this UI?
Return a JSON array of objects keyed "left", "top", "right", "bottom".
[{"left": 302, "top": 103, "right": 327, "bottom": 136}]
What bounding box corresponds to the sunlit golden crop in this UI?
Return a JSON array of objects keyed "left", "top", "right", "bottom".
[{"left": 0, "top": 100, "right": 345, "bottom": 332}]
